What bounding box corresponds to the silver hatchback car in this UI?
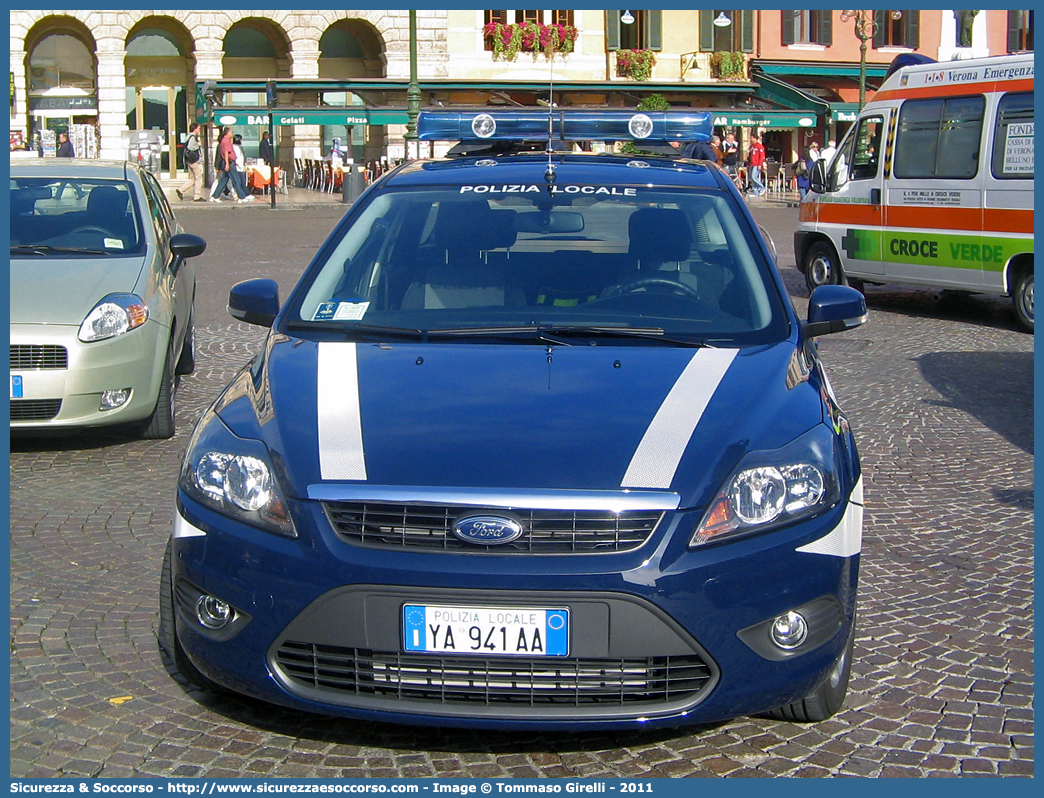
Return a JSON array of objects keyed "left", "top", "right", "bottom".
[{"left": 10, "top": 159, "right": 206, "bottom": 438}]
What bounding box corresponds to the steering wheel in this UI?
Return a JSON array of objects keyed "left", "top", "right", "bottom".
[
  {"left": 69, "top": 226, "right": 114, "bottom": 238},
  {"left": 606, "top": 277, "right": 701, "bottom": 299}
]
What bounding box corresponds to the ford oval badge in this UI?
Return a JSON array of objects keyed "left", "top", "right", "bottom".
[{"left": 452, "top": 515, "right": 524, "bottom": 546}]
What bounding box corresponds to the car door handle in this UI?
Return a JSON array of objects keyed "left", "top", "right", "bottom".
[{"left": 870, "top": 188, "right": 881, "bottom": 205}]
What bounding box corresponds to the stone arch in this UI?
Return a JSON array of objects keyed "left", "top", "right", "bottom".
[
  {"left": 318, "top": 17, "right": 386, "bottom": 78},
  {"left": 24, "top": 15, "right": 98, "bottom": 91},
  {"left": 222, "top": 16, "right": 293, "bottom": 79}
]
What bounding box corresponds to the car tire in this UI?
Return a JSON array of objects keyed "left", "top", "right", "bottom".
[
  {"left": 1013, "top": 269, "right": 1033, "bottom": 332},
  {"left": 158, "top": 538, "right": 222, "bottom": 693},
  {"left": 140, "top": 342, "right": 176, "bottom": 439},
  {"left": 766, "top": 617, "right": 855, "bottom": 723},
  {"left": 804, "top": 241, "right": 843, "bottom": 294},
  {"left": 175, "top": 314, "right": 196, "bottom": 376}
]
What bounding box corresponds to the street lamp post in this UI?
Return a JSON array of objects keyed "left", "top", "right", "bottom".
[
  {"left": 406, "top": 10, "right": 421, "bottom": 159},
  {"left": 840, "top": 10, "right": 901, "bottom": 110}
]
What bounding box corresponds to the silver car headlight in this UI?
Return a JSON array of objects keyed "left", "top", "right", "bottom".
[
  {"left": 690, "top": 425, "right": 841, "bottom": 547},
  {"left": 179, "top": 409, "right": 296, "bottom": 538},
  {"left": 77, "top": 293, "right": 149, "bottom": 342}
]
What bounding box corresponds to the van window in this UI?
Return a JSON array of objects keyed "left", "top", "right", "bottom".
[
  {"left": 992, "top": 92, "right": 1034, "bottom": 180},
  {"left": 893, "top": 96, "right": 985, "bottom": 179},
  {"left": 827, "top": 115, "right": 883, "bottom": 189}
]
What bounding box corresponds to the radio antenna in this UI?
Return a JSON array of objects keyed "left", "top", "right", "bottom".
[{"left": 544, "top": 53, "right": 557, "bottom": 186}]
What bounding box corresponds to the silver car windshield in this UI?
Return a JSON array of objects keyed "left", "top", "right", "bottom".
[
  {"left": 10, "top": 178, "right": 144, "bottom": 255},
  {"left": 294, "top": 187, "right": 787, "bottom": 343}
]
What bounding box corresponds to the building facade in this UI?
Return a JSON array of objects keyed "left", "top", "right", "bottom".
[{"left": 10, "top": 9, "right": 1034, "bottom": 176}]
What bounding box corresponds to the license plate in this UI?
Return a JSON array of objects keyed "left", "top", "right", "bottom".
[
  {"left": 403, "top": 604, "right": 569, "bottom": 657},
  {"left": 11, "top": 375, "right": 23, "bottom": 399}
]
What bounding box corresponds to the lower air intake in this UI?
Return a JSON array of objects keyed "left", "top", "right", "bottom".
[{"left": 274, "top": 642, "right": 712, "bottom": 708}]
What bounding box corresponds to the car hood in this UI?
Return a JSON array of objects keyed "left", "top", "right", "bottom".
[
  {"left": 9, "top": 256, "right": 149, "bottom": 325},
  {"left": 220, "top": 338, "right": 825, "bottom": 509}
]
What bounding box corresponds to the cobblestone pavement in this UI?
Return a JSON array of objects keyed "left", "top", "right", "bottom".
[{"left": 10, "top": 205, "right": 1033, "bottom": 778}]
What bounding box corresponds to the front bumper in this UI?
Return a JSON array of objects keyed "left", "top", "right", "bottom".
[
  {"left": 10, "top": 320, "right": 167, "bottom": 430},
  {"left": 170, "top": 490, "right": 861, "bottom": 731}
]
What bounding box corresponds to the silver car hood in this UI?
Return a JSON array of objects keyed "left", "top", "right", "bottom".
[{"left": 9, "top": 255, "right": 150, "bottom": 325}]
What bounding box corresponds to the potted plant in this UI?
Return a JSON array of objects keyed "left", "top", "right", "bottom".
[
  {"left": 616, "top": 49, "right": 656, "bottom": 81},
  {"left": 710, "top": 51, "right": 747, "bottom": 81},
  {"left": 484, "top": 22, "right": 579, "bottom": 61}
]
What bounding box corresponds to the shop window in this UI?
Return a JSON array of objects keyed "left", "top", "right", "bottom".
[
  {"left": 224, "top": 28, "right": 277, "bottom": 58},
  {"left": 781, "top": 10, "right": 832, "bottom": 46},
  {"left": 29, "top": 34, "right": 95, "bottom": 91},
  {"left": 126, "top": 29, "right": 183, "bottom": 57}
]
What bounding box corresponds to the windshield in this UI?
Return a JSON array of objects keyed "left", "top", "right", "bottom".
[
  {"left": 10, "top": 178, "right": 144, "bottom": 255},
  {"left": 290, "top": 185, "right": 788, "bottom": 345}
]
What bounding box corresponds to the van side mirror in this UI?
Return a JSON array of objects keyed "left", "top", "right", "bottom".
[
  {"left": 809, "top": 159, "right": 828, "bottom": 194},
  {"left": 802, "top": 285, "right": 867, "bottom": 337}
]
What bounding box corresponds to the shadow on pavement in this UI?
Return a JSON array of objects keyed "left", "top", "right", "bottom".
[{"left": 917, "top": 349, "right": 1033, "bottom": 456}]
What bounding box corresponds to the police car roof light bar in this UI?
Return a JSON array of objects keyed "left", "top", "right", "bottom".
[{"left": 417, "top": 110, "right": 713, "bottom": 143}]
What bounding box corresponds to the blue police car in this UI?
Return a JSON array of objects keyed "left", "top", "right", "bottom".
[{"left": 161, "top": 110, "right": 868, "bottom": 730}]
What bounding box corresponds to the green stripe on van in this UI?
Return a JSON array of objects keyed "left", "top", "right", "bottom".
[{"left": 841, "top": 229, "right": 1033, "bottom": 272}]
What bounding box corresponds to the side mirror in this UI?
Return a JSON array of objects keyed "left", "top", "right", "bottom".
[
  {"left": 809, "top": 159, "right": 827, "bottom": 194},
  {"left": 229, "top": 278, "right": 280, "bottom": 328},
  {"left": 169, "top": 233, "right": 206, "bottom": 275},
  {"left": 802, "top": 285, "right": 867, "bottom": 338}
]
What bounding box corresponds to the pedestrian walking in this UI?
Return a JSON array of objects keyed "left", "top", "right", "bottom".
[
  {"left": 175, "top": 123, "right": 205, "bottom": 202},
  {"left": 747, "top": 135, "right": 767, "bottom": 197},
  {"left": 209, "top": 126, "right": 253, "bottom": 203}
]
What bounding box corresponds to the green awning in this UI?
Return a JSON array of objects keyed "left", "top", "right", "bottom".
[
  {"left": 751, "top": 71, "right": 829, "bottom": 114},
  {"left": 756, "top": 63, "right": 889, "bottom": 79},
  {"left": 831, "top": 103, "right": 861, "bottom": 123},
  {"left": 711, "top": 110, "right": 819, "bottom": 129},
  {"left": 208, "top": 107, "right": 408, "bottom": 126}
]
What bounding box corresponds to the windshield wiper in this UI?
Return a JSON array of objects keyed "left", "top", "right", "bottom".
[
  {"left": 433, "top": 325, "right": 709, "bottom": 347},
  {"left": 11, "top": 244, "right": 110, "bottom": 255},
  {"left": 284, "top": 320, "right": 428, "bottom": 339}
]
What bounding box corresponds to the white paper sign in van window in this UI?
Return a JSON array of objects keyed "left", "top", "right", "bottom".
[{"left": 1004, "top": 123, "right": 1034, "bottom": 175}]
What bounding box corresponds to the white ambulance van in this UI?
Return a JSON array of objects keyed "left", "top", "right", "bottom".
[{"left": 795, "top": 53, "right": 1034, "bottom": 330}]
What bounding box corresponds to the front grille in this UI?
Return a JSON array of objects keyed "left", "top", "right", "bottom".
[
  {"left": 10, "top": 345, "right": 68, "bottom": 370},
  {"left": 323, "top": 503, "right": 663, "bottom": 554},
  {"left": 275, "top": 642, "right": 712, "bottom": 707},
  {"left": 10, "top": 399, "right": 62, "bottom": 421}
]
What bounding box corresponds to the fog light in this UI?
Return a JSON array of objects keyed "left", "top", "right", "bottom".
[
  {"left": 100, "top": 389, "right": 131, "bottom": 411},
  {"left": 196, "top": 595, "right": 233, "bottom": 629},
  {"left": 770, "top": 611, "right": 808, "bottom": 650}
]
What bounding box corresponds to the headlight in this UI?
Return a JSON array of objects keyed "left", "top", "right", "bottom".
[
  {"left": 179, "top": 409, "right": 296, "bottom": 537},
  {"left": 690, "top": 425, "right": 841, "bottom": 547},
  {"left": 78, "top": 293, "right": 149, "bottom": 342}
]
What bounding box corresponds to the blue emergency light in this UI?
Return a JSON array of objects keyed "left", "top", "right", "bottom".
[{"left": 417, "top": 110, "right": 712, "bottom": 143}]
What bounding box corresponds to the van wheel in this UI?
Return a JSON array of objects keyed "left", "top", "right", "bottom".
[
  {"left": 804, "top": 241, "right": 842, "bottom": 294},
  {"left": 1013, "top": 270, "right": 1033, "bottom": 332},
  {"left": 766, "top": 619, "right": 855, "bottom": 723}
]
